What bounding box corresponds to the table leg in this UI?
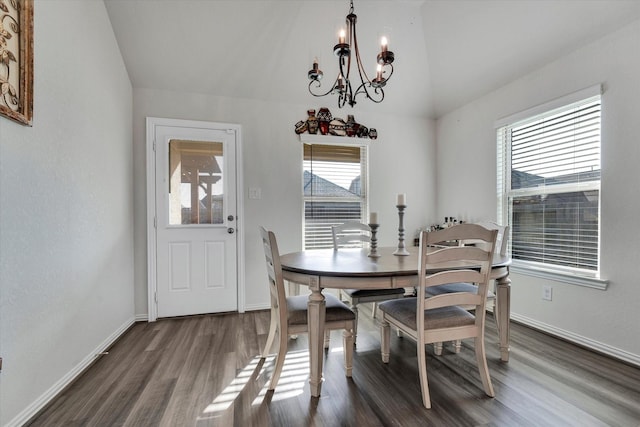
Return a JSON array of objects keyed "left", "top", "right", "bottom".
[
  {"left": 495, "top": 271, "right": 511, "bottom": 362},
  {"left": 307, "top": 276, "right": 325, "bottom": 397}
]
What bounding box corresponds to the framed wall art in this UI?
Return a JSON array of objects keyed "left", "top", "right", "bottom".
[{"left": 0, "top": 0, "right": 33, "bottom": 126}]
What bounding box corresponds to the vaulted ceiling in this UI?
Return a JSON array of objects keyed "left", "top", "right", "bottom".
[{"left": 104, "top": 0, "right": 640, "bottom": 118}]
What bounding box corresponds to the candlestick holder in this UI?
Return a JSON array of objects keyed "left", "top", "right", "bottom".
[
  {"left": 368, "top": 223, "right": 381, "bottom": 258},
  {"left": 393, "top": 204, "right": 410, "bottom": 256}
]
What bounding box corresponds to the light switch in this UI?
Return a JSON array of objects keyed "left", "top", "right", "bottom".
[{"left": 248, "top": 187, "right": 262, "bottom": 200}]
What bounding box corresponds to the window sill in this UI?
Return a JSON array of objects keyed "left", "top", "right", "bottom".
[{"left": 510, "top": 262, "right": 609, "bottom": 290}]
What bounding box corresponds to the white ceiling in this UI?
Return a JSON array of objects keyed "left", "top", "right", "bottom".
[{"left": 104, "top": 0, "right": 640, "bottom": 118}]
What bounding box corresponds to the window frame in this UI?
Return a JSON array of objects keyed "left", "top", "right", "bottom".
[
  {"left": 496, "top": 85, "right": 608, "bottom": 290},
  {"left": 301, "top": 135, "right": 369, "bottom": 250}
]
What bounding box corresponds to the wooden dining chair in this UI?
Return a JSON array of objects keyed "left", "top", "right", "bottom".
[
  {"left": 379, "top": 224, "right": 498, "bottom": 409},
  {"left": 332, "top": 222, "right": 405, "bottom": 343},
  {"left": 259, "top": 226, "right": 356, "bottom": 390},
  {"left": 427, "top": 222, "right": 509, "bottom": 354}
]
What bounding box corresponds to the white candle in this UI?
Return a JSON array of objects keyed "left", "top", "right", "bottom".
[
  {"left": 397, "top": 193, "right": 406, "bottom": 206},
  {"left": 381, "top": 36, "right": 388, "bottom": 53},
  {"left": 339, "top": 29, "right": 346, "bottom": 44},
  {"left": 369, "top": 212, "right": 378, "bottom": 224}
]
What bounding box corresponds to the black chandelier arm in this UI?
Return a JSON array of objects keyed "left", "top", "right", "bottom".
[
  {"left": 350, "top": 18, "right": 373, "bottom": 87},
  {"left": 308, "top": 78, "right": 338, "bottom": 98},
  {"left": 353, "top": 80, "right": 385, "bottom": 103}
]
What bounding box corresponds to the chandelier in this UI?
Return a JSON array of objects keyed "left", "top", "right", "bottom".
[{"left": 307, "top": 0, "right": 395, "bottom": 108}]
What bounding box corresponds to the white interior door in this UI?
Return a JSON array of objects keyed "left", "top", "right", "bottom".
[{"left": 153, "top": 122, "right": 238, "bottom": 318}]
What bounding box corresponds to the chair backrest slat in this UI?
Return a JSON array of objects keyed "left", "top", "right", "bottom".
[
  {"left": 424, "top": 292, "right": 482, "bottom": 310},
  {"left": 332, "top": 222, "right": 371, "bottom": 249},
  {"left": 461, "top": 221, "right": 509, "bottom": 256}
]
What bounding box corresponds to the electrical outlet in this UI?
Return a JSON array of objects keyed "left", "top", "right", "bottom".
[{"left": 542, "top": 285, "right": 553, "bottom": 301}]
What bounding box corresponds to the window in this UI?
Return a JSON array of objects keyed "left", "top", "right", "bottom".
[
  {"left": 169, "top": 139, "right": 224, "bottom": 225},
  {"left": 303, "top": 143, "right": 368, "bottom": 249},
  {"left": 497, "top": 90, "right": 601, "bottom": 277}
]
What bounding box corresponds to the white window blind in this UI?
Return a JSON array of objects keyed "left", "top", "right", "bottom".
[
  {"left": 498, "top": 95, "right": 601, "bottom": 273},
  {"left": 303, "top": 143, "right": 367, "bottom": 249}
]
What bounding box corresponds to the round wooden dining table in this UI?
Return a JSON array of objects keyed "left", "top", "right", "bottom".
[{"left": 279, "top": 246, "right": 512, "bottom": 398}]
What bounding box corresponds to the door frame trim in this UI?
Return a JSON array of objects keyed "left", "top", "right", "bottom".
[{"left": 145, "top": 117, "right": 245, "bottom": 321}]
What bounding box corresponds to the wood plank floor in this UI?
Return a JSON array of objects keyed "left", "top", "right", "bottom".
[{"left": 28, "top": 306, "right": 640, "bottom": 426}]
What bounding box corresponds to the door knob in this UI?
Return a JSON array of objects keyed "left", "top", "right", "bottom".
[
  {"left": 227, "top": 228, "right": 235, "bottom": 234},
  {"left": 228, "top": 215, "right": 235, "bottom": 221}
]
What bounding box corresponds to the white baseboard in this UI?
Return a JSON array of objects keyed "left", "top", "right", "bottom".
[
  {"left": 135, "top": 313, "right": 149, "bottom": 322},
  {"left": 6, "top": 317, "right": 136, "bottom": 427},
  {"left": 511, "top": 313, "right": 640, "bottom": 368}
]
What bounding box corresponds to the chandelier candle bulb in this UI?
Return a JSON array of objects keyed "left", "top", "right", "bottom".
[
  {"left": 397, "top": 193, "right": 406, "bottom": 206},
  {"left": 308, "top": 57, "right": 323, "bottom": 80},
  {"left": 381, "top": 36, "right": 388, "bottom": 52},
  {"left": 339, "top": 29, "right": 346, "bottom": 45}
]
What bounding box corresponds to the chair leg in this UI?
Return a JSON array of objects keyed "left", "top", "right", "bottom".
[
  {"left": 492, "top": 298, "right": 500, "bottom": 334},
  {"left": 474, "top": 336, "right": 495, "bottom": 398},
  {"left": 351, "top": 304, "right": 359, "bottom": 345},
  {"left": 381, "top": 318, "right": 390, "bottom": 363},
  {"left": 268, "top": 329, "right": 289, "bottom": 390},
  {"left": 343, "top": 326, "right": 354, "bottom": 377},
  {"left": 324, "top": 330, "right": 331, "bottom": 349},
  {"left": 417, "top": 343, "right": 432, "bottom": 409},
  {"left": 372, "top": 302, "right": 378, "bottom": 319},
  {"left": 262, "top": 308, "right": 277, "bottom": 358},
  {"left": 454, "top": 339, "right": 462, "bottom": 353},
  {"left": 286, "top": 285, "right": 300, "bottom": 340},
  {"left": 339, "top": 289, "right": 348, "bottom": 302},
  {"left": 433, "top": 342, "right": 443, "bottom": 356}
]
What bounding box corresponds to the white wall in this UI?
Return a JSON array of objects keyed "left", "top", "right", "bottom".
[
  {"left": 0, "top": 1, "right": 133, "bottom": 425},
  {"left": 436, "top": 19, "right": 640, "bottom": 363},
  {"left": 132, "top": 88, "right": 436, "bottom": 315}
]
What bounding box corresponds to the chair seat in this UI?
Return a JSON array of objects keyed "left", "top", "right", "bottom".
[
  {"left": 426, "top": 282, "right": 495, "bottom": 299},
  {"left": 379, "top": 297, "right": 475, "bottom": 330},
  {"left": 342, "top": 287, "right": 405, "bottom": 298},
  {"left": 287, "top": 294, "right": 356, "bottom": 326}
]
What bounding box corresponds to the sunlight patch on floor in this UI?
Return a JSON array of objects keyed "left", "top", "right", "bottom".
[
  {"left": 253, "top": 349, "right": 310, "bottom": 403},
  {"left": 202, "top": 355, "right": 265, "bottom": 414}
]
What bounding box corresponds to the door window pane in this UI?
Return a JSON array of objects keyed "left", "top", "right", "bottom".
[{"left": 169, "top": 139, "right": 224, "bottom": 225}]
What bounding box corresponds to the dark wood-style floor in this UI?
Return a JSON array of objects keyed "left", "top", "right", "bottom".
[{"left": 28, "top": 305, "right": 640, "bottom": 427}]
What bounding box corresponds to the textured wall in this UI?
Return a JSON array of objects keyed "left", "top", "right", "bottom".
[
  {"left": 0, "top": 1, "right": 133, "bottom": 424},
  {"left": 436, "top": 19, "right": 640, "bottom": 362}
]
